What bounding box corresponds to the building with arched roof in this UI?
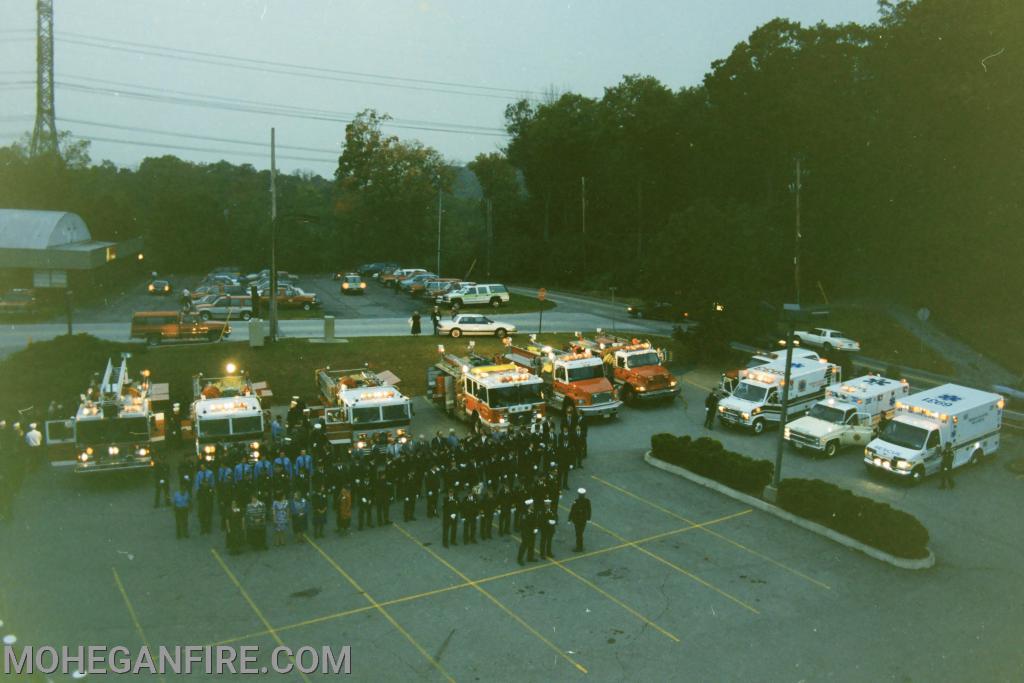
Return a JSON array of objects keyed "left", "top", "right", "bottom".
[{"left": 0, "top": 209, "right": 143, "bottom": 289}]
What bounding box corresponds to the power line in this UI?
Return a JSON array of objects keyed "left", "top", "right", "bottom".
[
  {"left": 57, "top": 79, "right": 508, "bottom": 137},
  {"left": 66, "top": 133, "right": 336, "bottom": 166},
  {"left": 60, "top": 30, "right": 543, "bottom": 98},
  {"left": 57, "top": 34, "right": 537, "bottom": 103},
  {"left": 59, "top": 117, "right": 339, "bottom": 155},
  {"left": 59, "top": 73, "right": 506, "bottom": 133}
]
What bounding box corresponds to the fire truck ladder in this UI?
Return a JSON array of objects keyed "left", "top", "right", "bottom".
[{"left": 99, "top": 356, "right": 130, "bottom": 402}]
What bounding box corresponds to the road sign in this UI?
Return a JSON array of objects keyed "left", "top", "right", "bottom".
[{"left": 538, "top": 288, "right": 547, "bottom": 302}]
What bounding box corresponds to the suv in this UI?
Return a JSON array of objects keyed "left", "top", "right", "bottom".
[
  {"left": 194, "top": 295, "right": 254, "bottom": 321},
  {"left": 440, "top": 284, "right": 510, "bottom": 309},
  {"left": 339, "top": 273, "right": 366, "bottom": 294},
  {"left": 0, "top": 289, "right": 38, "bottom": 315},
  {"left": 130, "top": 311, "right": 230, "bottom": 345}
]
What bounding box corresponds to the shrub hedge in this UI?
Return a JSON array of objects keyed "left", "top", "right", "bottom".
[
  {"left": 649, "top": 433, "right": 773, "bottom": 496},
  {"left": 777, "top": 478, "right": 930, "bottom": 559}
]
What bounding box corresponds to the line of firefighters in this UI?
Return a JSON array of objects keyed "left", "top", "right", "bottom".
[{"left": 158, "top": 412, "right": 594, "bottom": 562}]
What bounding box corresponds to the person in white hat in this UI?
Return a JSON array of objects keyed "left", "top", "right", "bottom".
[
  {"left": 24, "top": 423, "right": 42, "bottom": 449},
  {"left": 517, "top": 498, "right": 538, "bottom": 565},
  {"left": 569, "top": 488, "right": 592, "bottom": 552}
]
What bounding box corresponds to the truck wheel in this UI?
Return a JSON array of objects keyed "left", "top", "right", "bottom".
[
  {"left": 490, "top": 297, "right": 501, "bottom": 308},
  {"left": 752, "top": 419, "right": 765, "bottom": 435},
  {"left": 147, "top": 334, "right": 161, "bottom": 346},
  {"left": 970, "top": 449, "right": 984, "bottom": 465},
  {"left": 824, "top": 342, "right": 833, "bottom": 352},
  {"left": 302, "top": 302, "right": 312, "bottom": 311},
  {"left": 494, "top": 328, "right": 507, "bottom": 338},
  {"left": 240, "top": 311, "right": 252, "bottom": 321},
  {"left": 451, "top": 299, "right": 463, "bottom": 308},
  {"left": 824, "top": 441, "right": 839, "bottom": 459},
  {"left": 450, "top": 328, "right": 462, "bottom": 338},
  {"left": 911, "top": 466, "right": 925, "bottom": 484},
  {"left": 199, "top": 310, "right": 211, "bottom": 321}
]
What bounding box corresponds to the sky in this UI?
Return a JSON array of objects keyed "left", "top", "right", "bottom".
[{"left": 0, "top": 0, "right": 881, "bottom": 176}]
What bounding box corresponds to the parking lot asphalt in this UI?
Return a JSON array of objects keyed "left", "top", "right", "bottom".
[{"left": 2, "top": 381, "right": 1023, "bottom": 681}]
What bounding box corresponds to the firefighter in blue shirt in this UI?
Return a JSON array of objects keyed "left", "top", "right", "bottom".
[
  {"left": 273, "top": 453, "right": 292, "bottom": 478},
  {"left": 294, "top": 450, "right": 313, "bottom": 478},
  {"left": 253, "top": 455, "right": 272, "bottom": 482},
  {"left": 172, "top": 485, "right": 191, "bottom": 539},
  {"left": 193, "top": 462, "right": 214, "bottom": 492}
]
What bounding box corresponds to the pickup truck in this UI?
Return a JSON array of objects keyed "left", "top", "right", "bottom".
[
  {"left": 258, "top": 285, "right": 320, "bottom": 310},
  {"left": 794, "top": 327, "right": 860, "bottom": 352},
  {"left": 130, "top": 311, "right": 230, "bottom": 345}
]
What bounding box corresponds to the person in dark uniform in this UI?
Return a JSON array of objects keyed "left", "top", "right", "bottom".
[
  {"left": 226, "top": 499, "right": 245, "bottom": 554},
  {"left": 312, "top": 484, "right": 328, "bottom": 538},
  {"left": 430, "top": 306, "right": 441, "bottom": 336},
  {"left": 244, "top": 493, "right": 267, "bottom": 550},
  {"left": 480, "top": 487, "right": 496, "bottom": 540},
  {"left": 153, "top": 451, "right": 171, "bottom": 507},
  {"left": 704, "top": 390, "right": 720, "bottom": 429},
  {"left": 461, "top": 491, "right": 479, "bottom": 544},
  {"left": 939, "top": 442, "right": 955, "bottom": 490},
  {"left": 538, "top": 499, "right": 557, "bottom": 559},
  {"left": 556, "top": 432, "right": 573, "bottom": 491},
  {"left": 442, "top": 491, "right": 459, "bottom": 548},
  {"left": 410, "top": 311, "right": 422, "bottom": 336},
  {"left": 497, "top": 483, "right": 512, "bottom": 536},
  {"left": 424, "top": 466, "right": 441, "bottom": 518},
  {"left": 517, "top": 499, "right": 538, "bottom": 565},
  {"left": 172, "top": 485, "right": 191, "bottom": 539},
  {"left": 402, "top": 471, "right": 418, "bottom": 522},
  {"left": 196, "top": 477, "right": 215, "bottom": 535},
  {"left": 356, "top": 478, "right": 373, "bottom": 530},
  {"left": 569, "top": 488, "right": 592, "bottom": 552},
  {"left": 374, "top": 470, "right": 391, "bottom": 525}
]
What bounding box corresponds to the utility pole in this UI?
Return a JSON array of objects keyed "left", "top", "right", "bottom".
[
  {"left": 794, "top": 157, "right": 802, "bottom": 306},
  {"left": 485, "top": 198, "right": 493, "bottom": 278},
  {"left": 636, "top": 180, "right": 643, "bottom": 260},
  {"left": 269, "top": 128, "right": 278, "bottom": 342},
  {"left": 436, "top": 187, "right": 443, "bottom": 276},
  {"left": 30, "top": 0, "right": 58, "bottom": 158},
  {"left": 581, "top": 176, "right": 587, "bottom": 273},
  {"left": 773, "top": 320, "right": 796, "bottom": 489}
]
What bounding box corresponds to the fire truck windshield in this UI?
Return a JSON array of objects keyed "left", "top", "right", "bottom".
[
  {"left": 232, "top": 416, "right": 263, "bottom": 435},
  {"left": 488, "top": 383, "right": 542, "bottom": 407},
  {"left": 566, "top": 364, "right": 604, "bottom": 382},
  {"left": 625, "top": 352, "right": 660, "bottom": 368},
  {"left": 198, "top": 418, "right": 231, "bottom": 438},
  {"left": 76, "top": 417, "right": 149, "bottom": 445},
  {"left": 351, "top": 406, "right": 381, "bottom": 424},
  {"left": 382, "top": 404, "right": 410, "bottom": 421}
]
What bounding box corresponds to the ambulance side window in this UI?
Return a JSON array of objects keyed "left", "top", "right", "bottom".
[
  {"left": 767, "top": 389, "right": 779, "bottom": 404},
  {"left": 926, "top": 431, "right": 940, "bottom": 449},
  {"left": 616, "top": 356, "right": 626, "bottom": 369}
]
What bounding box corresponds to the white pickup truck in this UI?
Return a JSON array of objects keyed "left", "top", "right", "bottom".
[{"left": 794, "top": 327, "right": 860, "bottom": 352}]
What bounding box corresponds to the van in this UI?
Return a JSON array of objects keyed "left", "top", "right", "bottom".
[{"left": 130, "top": 311, "right": 230, "bottom": 345}]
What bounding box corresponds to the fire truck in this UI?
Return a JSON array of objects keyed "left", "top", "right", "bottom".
[
  {"left": 429, "top": 343, "right": 546, "bottom": 433},
  {"left": 570, "top": 333, "right": 679, "bottom": 404},
  {"left": 189, "top": 371, "right": 272, "bottom": 464},
  {"left": 311, "top": 366, "right": 412, "bottom": 451},
  {"left": 70, "top": 355, "right": 168, "bottom": 473},
  {"left": 505, "top": 338, "right": 622, "bottom": 420}
]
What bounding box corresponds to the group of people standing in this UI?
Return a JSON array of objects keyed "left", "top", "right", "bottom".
[{"left": 159, "top": 405, "right": 595, "bottom": 563}]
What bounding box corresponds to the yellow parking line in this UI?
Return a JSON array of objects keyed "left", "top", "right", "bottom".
[
  {"left": 112, "top": 568, "right": 166, "bottom": 683},
  {"left": 591, "top": 475, "right": 831, "bottom": 591},
  {"left": 211, "top": 549, "right": 311, "bottom": 683},
  {"left": 561, "top": 507, "right": 760, "bottom": 615},
  {"left": 394, "top": 523, "right": 589, "bottom": 675},
  {"left": 306, "top": 538, "right": 455, "bottom": 683},
  {"left": 208, "top": 510, "right": 752, "bottom": 648}
]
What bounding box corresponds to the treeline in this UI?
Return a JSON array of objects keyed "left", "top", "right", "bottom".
[
  {"left": 0, "top": 114, "right": 487, "bottom": 277},
  {"left": 480, "top": 0, "right": 1022, "bottom": 314}
]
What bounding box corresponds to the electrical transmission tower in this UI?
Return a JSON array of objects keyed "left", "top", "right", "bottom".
[{"left": 30, "top": 0, "right": 58, "bottom": 157}]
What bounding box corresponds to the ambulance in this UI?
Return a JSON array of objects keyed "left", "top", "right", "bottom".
[
  {"left": 717, "top": 357, "right": 841, "bottom": 434},
  {"left": 784, "top": 375, "right": 909, "bottom": 458},
  {"left": 312, "top": 366, "right": 412, "bottom": 449},
  {"left": 864, "top": 384, "right": 1004, "bottom": 482}
]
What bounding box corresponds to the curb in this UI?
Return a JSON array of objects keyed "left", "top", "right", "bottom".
[{"left": 644, "top": 451, "right": 935, "bottom": 570}]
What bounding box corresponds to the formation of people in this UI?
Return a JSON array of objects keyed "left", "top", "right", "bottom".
[{"left": 161, "top": 404, "right": 594, "bottom": 563}]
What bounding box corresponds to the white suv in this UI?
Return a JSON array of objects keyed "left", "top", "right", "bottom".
[{"left": 440, "top": 283, "right": 510, "bottom": 308}]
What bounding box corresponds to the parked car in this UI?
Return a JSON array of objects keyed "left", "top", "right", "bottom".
[
  {"left": 381, "top": 268, "right": 425, "bottom": 287},
  {"left": 147, "top": 279, "right": 172, "bottom": 295},
  {"left": 437, "top": 313, "right": 516, "bottom": 338},
  {"left": 194, "top": 295, "right": 254, "bottom": 321},
  {"left": 130, "top": 310, "right": 230, "bottom": 345},
  {"left": 245, "top": 269, "right": 298, "bottom": 283},
  {"left": 439, "top": 283, "right": 510, "bottom": 309},
  {"left": 420, "top": 278, "right": 463, "bottom": 298},
  {"left": 258, "top": 285, "right": 320, "bottom": 310},
  {"left": 191, "top": 283, "right": 247, "bottom": 300},
  {"left": 400, "top": 272, "right": 438, "bottom": 293},
  {"left": 339, "top": 273, "right": 367, "bottom": 294},
  {"left": 358, "top": 262, "right": 399, "bottom": 277},
  {"left": 626, "top": 300, "right": 691, "bottom": 322},
  {"left": 0, "top": 289, "right": 38, "bottom": 315},
  {"left": 794, "top": 327, "right": 861, "bottom": 352},
  {"left": 200, "top": 274, "right": 242, "bottom": 288}
]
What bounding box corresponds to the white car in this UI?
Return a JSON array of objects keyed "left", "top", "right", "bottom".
[
  {"left": 437, "top": 314, "right": 516, "bottom": 338},
  {"left": 794, "top": 327, "right": 860, "bottom": 352}
]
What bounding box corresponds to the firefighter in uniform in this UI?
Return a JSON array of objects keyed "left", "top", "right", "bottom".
[
  {"left": 424, "top": 465, "right": 441, "bottom": 518},
  {"left": 517, "top": 499, "right": 538, "bottom": 565},
  {"left": 569, "top": 488, "right": 592, "bottom": 552},
  {"left": 402, "top": 470, "right": 418, "bottom": 522},
  {"left": 355, "top": 477, "right": 373, "bottom": 530},
  {"left": 461, "top": 491, "right": 479, "bottom": 544},
  {"left": 480, "top": 487, "right": 496, "bottom": 540},
  {"left": 539, "top": 499, "right": 557, "bottom": 559},
  {"left": 442, "top": 490, "right": 459, "bottom": 548},
  {"left": 152, "top": 451, "right": 171, "bottom": 507}
]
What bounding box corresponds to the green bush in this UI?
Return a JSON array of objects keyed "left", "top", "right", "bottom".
[
  {"left": 650, "top": 433, "right": 773, "bottom": 496},
  {"left": 778, "top": 478, "right": 930, "bottom": 559}
]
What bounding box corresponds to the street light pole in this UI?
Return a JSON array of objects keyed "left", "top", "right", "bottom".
[
  {"left": 436, "top": 187, "right": 443, "bottom": 276},
  {"left": 269, "top": 128, "right": 278, "bottom": 342}
]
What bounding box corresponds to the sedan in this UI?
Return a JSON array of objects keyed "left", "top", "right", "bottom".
[
  {"left": 437, "top": 314, "right": 516, "bottom": 338},
  {"left": 340, "top": 274, "right": 367, "bottom": 294},
  {"left": 147, "top": 279, "right": 173, "bottom": 295}
]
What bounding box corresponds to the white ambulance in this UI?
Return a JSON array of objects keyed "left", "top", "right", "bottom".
[
  {"left": 863, "top": 383, "right": 1004, "bottom": 482},
  {"left": 784, "top": 375, "right": 910, "bottom": 458},
  {"left": 717, "top": 357, "right": 841, "bottom": 434}
]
